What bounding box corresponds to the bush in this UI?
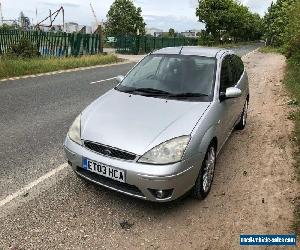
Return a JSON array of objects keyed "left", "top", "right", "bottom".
[
  {"left": 6, "top": 37, "right": 40, "bottom": 59},
  {"left": 198, "top": 32, "right": 215, "bottom": 46},
  {"left": 284, "top": 0, "right": 300, "bottom": 61},
  {"left": 286, "top": 34, "right": 300, "bottom": 61}
]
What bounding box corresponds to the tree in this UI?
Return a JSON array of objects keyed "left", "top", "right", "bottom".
[
  {"left": 168, "top": 28, "right": 175, "bottom": 37},
  {"left": 264, "top": 0, "right": 296, "bottom": 46},
  {"left": 284, "top": 0, "right": 300, "bottom": 60},
  {"left": 105, "top": 0, "right": 146, "bottom": 36},
  {"left": 196, "top": 0, "right": 234, "bottom": 40},
  {"left": 196, "top": 0, "right": 263, "bottom": 42},
  {"left": 264, "top": 0, "right": 300, "bottom": 60}
]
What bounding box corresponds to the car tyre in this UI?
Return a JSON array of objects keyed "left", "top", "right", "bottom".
[
  {"left": 235, "top": 100, "right": 248, "bottom": 130},
  {"left": 192, "top": 143, "right": 216, "bottom": 200}
]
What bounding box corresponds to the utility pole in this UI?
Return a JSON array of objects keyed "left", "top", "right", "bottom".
[
  {"left": 49, "top": 9, "right": 52, "bottom": 27},
  {"left": 62, "top": 7, "right": 65, "bottom": 32},
  {"left": 0, "top": 1, "right": 4, "bottom": 25},
  {"left": 35, "top": 8, "right": 38, "bottom": 26}
]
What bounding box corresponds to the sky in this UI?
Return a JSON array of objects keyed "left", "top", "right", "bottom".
[{"left": 0, "top": 0, "right": 274, "bottom": 32}]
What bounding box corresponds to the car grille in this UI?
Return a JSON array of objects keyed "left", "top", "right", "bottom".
[
  {"left": 76, "top": 167, "right": 145, "bottom": 198},
  {"left": 84, "top": 141, "right": 137, "bottom": 161}
]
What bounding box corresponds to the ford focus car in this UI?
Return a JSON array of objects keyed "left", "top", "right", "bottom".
[{"left": 64, "top": 47, "right": 249, "bottom": 202}]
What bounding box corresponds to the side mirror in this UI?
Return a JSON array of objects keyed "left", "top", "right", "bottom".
[
  {"left": 220, "top": 87, "right": 242, "bottom": 101},
  {"left": 116, "top": 75, "right": 124, "bottom": 83}
]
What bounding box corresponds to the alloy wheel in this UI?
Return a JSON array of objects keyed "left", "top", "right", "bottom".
[{"left": 202, "top": 146, "right": 216, "bottom": 192}]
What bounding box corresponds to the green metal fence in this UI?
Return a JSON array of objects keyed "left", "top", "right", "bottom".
[
  {"left": 115, "top": 36, "right": 199, "bottom": 54},
  {"left": 0, "top": 30, "right": 102, "bottom": 57}
]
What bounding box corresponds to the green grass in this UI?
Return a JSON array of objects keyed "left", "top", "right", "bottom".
[
  {"left": 284, "top": 58, "right": 300, "bottom": 235},
  {"left": 259, "top": 46, "right": 285, "bottom": 54},
  {"left": 0, "top": 54, "right": 120, "bottom": 79},
  {"left": 221, "top": 41, "right": 259, "bottom": 48},
  {"left": 285, "top": 59, "right": 300, "bottom": 179}
]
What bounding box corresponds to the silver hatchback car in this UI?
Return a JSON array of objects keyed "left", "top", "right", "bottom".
[{"left": 64, "top": 47, "right": 249, "bottom": 202}]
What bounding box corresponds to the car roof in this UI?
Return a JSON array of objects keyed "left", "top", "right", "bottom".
[{"left": 152, "top": 46, "right": 232, "bottom": 58}]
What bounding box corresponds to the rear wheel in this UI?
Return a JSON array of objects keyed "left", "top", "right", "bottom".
[
  {"left": 192, "top": 143, "right": 216, "bottom": 200},
  {"left": 235, "top": 100, "right": 248, "bottom": 130}
]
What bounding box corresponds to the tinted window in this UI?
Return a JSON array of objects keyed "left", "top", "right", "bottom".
[
  {"left": 220, "top": 56, "right": 233, "bottom": 92},
  {"left": 118, "top": 55, "right": 217, "bottom": 96},
  {"left": 231, "top": 55, "right": 244, "bottom": 83}
]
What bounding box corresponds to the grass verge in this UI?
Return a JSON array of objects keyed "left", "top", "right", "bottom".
[
  {"left": 221, "top": 41, "right": 259, "bottom": 48},
  {"left": 284, "top": 59, "right": 300, "bottom": 235},
  {"left": 259, "top": 46, "right": 285, "bottom": 54},
  {"left": 0, "top": 54, "right": 120, "bottom": 79}
]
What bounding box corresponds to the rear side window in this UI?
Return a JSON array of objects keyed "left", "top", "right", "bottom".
[
  {"left": 231, "top": 55, "right": 244, "bottom": 84},
  {"left": 220, "top": 56, "right": 233, "bottom": 93}
]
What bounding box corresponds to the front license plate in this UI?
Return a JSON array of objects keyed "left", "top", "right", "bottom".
[{"left": 82, "top": 158, "right": 126, "bottom": 183}]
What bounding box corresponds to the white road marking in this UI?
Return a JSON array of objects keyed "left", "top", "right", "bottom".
[
  {"left": 0, "top": 163, "right": 68, "bottom": 208},
  {"left": 89, "top": 77, "right": 118, "bottom": 85}
]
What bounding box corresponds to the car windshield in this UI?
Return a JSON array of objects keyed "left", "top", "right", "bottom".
[{"left": 116, "top": 54, "right": 216, "bottom": 100}]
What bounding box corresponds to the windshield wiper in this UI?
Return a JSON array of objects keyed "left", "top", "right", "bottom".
[
  {"left": 168, "top": 93, "right": 209, "bottom": 98},
  {"left": 129, "top": 88, "right": 171, "bottom": 95}
]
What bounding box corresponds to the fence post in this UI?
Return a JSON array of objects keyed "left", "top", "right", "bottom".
[{"left": 95, "top": 25, "right": 103, "bottom": 53}]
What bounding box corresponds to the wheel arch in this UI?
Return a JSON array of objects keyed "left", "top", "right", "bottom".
[{"left": 197, "top": 125, "right": 218, "bottom": 155}]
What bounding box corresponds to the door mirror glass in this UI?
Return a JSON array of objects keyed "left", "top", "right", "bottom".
[
  {"left": 225, "top": 87, "right": 242, "bottom": 99},
  {"left": 116, "top": 75, "right": 125, "bottom": 83}
]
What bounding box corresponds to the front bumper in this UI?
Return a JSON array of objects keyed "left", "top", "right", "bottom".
[{"left": 64, "top": 136, "right": 204, "bottom": 202}]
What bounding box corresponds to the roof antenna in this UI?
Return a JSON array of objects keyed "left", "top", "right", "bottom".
[{"left": 179, "top": 46, "right": 183, "bottom": 54}]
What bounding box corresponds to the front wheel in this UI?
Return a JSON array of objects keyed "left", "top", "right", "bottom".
[
  {"left": 192, "top": 144, "right": 216, "bottom": 200},
  {"left": 235, "top": 100, "right": 248, "bottom": 130}
]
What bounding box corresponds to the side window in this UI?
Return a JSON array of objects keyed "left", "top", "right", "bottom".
[
  {"left": 220, "top": 56, "right": 233, "bottom": 93},
  {"left": 231, "top": 55, "right": 244, "bottom": 84}
]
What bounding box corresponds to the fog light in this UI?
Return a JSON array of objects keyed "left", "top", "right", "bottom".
[{"left": 149, "top": 189, "right": 173, "bottom": 199}]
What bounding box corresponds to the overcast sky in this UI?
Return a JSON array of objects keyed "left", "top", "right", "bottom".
[{"left": 1, "top": 0, "right": 274, "bottom": 31}]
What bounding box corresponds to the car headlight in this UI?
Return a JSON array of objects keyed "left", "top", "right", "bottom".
[
  {"left": 68, "top": 114, "right": 82, "bottom": 145},
  {"left": 138, "top": 136, "right": 190, "bottom": 165}
]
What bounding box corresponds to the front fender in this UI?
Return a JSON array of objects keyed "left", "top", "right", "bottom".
[
  {"left": 198, "top": 125, "right": 218, "bottom": 154},
  {"left": 183, "top": 125, "right": 218, "bottom": 161}
]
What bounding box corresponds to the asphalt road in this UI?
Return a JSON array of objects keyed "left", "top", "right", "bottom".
[
  {"left": 0, "top": 63, "right": 135, "bottom": 199},
  {"left": 0, "top": 44, "right": 263, "bottom": 249}
]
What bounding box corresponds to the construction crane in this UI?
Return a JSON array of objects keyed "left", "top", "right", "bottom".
[
  {"left": 36, "top": 6, "right": 65, "bottom": 31},
  {"left": 90, "top": 3, "right": 99, "bottom": 26},
  {"left": 89, "top": 3, "right": 103, "bottom": 52},
  {"left": 0, "top": 1, "right": 4, "bottom": 25}
]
